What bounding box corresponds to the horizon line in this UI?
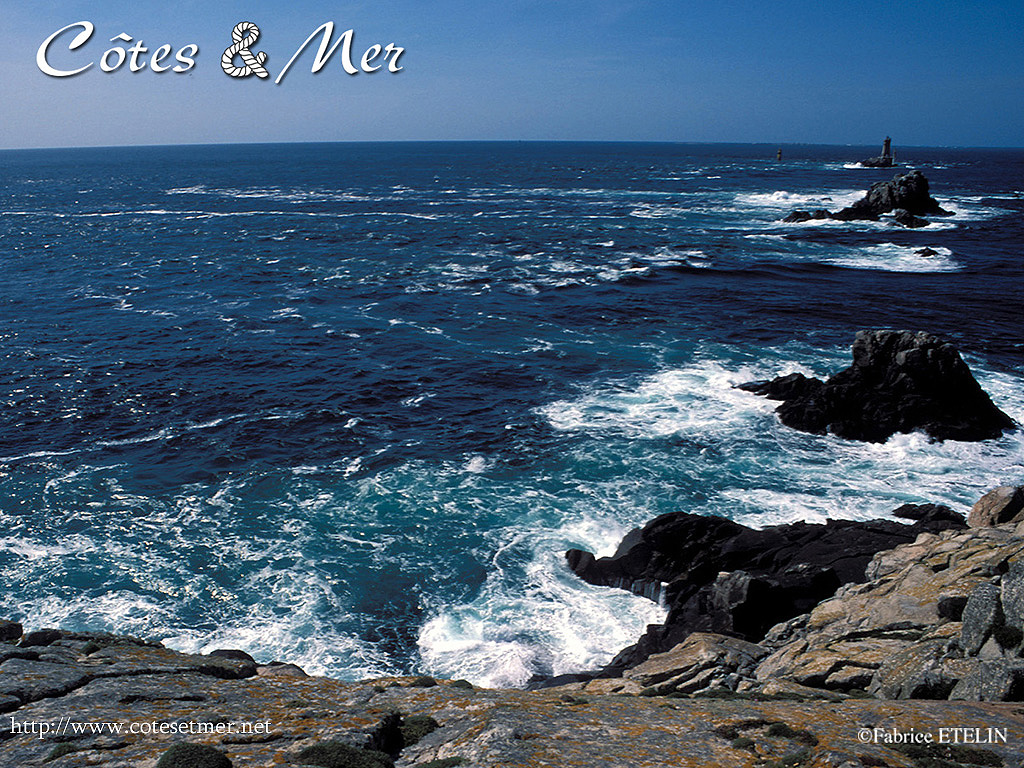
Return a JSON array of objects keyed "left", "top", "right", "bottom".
[{"left": 3, "top": 138, "right": 1024, "bottom": 153}]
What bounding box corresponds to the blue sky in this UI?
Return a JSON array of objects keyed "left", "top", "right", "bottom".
[{"left": 0, "top": 0, "right": 1021, "bottom": 148}]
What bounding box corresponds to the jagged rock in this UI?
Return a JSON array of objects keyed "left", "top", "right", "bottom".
[
  {"left": 892, "top": 503, "right": 964, "bottom": 524},
  {"left": 4, "top": 627, "right": 1024, "bottom": 765},
  {"left": 567, "top": 505, "right": 965, "bottom": 671},
  {"left": 868, "top": 640, "right": 960, "bottom": 699},
  {"left": 751, "top": 519, "right": 1024, "bottom": 701},
  {"left": 892, "top": 208, "right": 928, "bottom": 228},
  {"left": 960, "top": 582, "right": 1004, "bottom": 655},
  {"left": 915, "top": 247, "right": 940, "bottom": 257},
  {"left": 860, "top": 156, "right": 895, "bottom": 168},
  {"left": 949, "top": 659, "right": 1024, "bottom": 701},
  {"left": 833, "top": 170, "right": 952, "bottom": 221},
  {"left": 623, "top": 633, "right": 767, "bottom": 694},
  {"left": 739, "top": 330, "right": 1015, "bottom": 443},
  {"left": 1000, "top": 559, "right": 1024, "bottom": 629},
  {"left": 937, "top": 595, "right": 969, "bottom": 621},
  {"left": 737, "top": 372, "right": 821, "bottom": 401},
  {"left": 968, "top": 486, "right": 1024, "bottom": 528}
]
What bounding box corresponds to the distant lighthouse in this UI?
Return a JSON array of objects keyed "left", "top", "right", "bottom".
[{"left": 859, "top": 137, "right": 896, "bottom": 168}]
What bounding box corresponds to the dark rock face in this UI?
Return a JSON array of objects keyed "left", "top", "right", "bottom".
[
  {"left": 782, "top": 209, "right": 831, "bottom": 223},
  {"left": 156, "top": 743, "right": 233, "bottom": 768},
  {"left": 892, "top": 208, "right": 928, "bottom": 228},
  {"left": 833, "top": 170, "right": 951, "bottom": 220},
  {"left": 738, "top": 330, "right": 1015, "bottom": 443},
  {"left": 565, "top": 505, "right": 965, "bottom": 672},
  {"left": 781, "top": 170, "right": 952, "bottom": 227},
  {"left": 0, "top": 621, "right": 22, "bottom": 642}
]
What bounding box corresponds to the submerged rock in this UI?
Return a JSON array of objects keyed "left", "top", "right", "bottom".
[
  {"left": 782, "top": 209, "right": 831, "bottom": 223},
  {"left": 738, "top": 330, "right": 1015, "bottom": 443}
]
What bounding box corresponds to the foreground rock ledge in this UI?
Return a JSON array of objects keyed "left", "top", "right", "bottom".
[
  {"left": 738, "top": 330, "right": 1016, "bottom": 443},
  {"left": 2, "top": 628, "right": 1024, "bottom": 767}
]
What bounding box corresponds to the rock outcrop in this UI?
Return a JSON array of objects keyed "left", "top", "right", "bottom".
[
  {"left": 968, "top": 486, "right": 1024, "bottom": 528},
  {"left": 780, "top": 169, "right": 953, "bottom": 227},
  {"left": 566, "top": 503, "right": 965, "bottom": 672},
  {"left": 738, "top": 330, "right": 1016, "bottom": 443},
  {"left": 832, "top": 170, "right": 952, "bottom": 221},
  {"left": 4, "top": 622, "right": 1024, "bottom": 767},
  {"left": 751, "top": 502, "right": 1024, "bottom": 703},
  {"left": 569, "top": 485, "right": 1024, "bottom": 712}
]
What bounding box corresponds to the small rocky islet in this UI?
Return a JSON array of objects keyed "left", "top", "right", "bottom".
[
  {"left": 782, "top": 168, "right": 953, "bottom": 228},
  {"left": 4, "top": 332, "right": 1023, "bottom": 768}
]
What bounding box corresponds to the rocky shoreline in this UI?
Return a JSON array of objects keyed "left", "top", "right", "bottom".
[
  {"left": 5, "top": 502, "right": 1024, "bottom": 767},
  {"left": 3, "top": 332, "right": 1022, "bottom": 766}
]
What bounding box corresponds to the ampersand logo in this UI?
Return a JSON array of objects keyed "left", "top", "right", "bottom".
[{"left": 221, "top": 21, "right": 269, "bottom": 79}]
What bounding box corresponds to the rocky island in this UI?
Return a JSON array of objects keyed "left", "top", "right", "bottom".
[
  {"left": 738, "top": 330, "right": 1016, "bottom": 443},
  {"left": 783, "top": 169, "right": 953, "bottom": 228}
]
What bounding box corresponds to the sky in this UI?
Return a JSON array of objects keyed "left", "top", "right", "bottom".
[{"left": 0, "top": 0, "right": 1021, "bottom": 149}]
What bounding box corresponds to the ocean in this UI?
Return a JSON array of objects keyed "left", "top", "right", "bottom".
[{"left": 0, "top": 141, "right": 1022, "bottom": 687}]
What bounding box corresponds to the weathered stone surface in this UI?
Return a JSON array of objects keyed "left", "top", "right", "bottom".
[
  {"left": 868, "top": 640, "right": 959, "bottom": 700},
  {"left": 949, "top": 659, "right": 1024, "bottom": 701},
  {"left": 753, "top": 522, "right": 1024, "bottom": 699},
  {"left": 0, "top": 658, "right": 93, "bottom": 702},
  {"left": 739, "top": 330, "right": 1015, "bottom": 443},
  {"left": 969, "top": 485, "right": 1024, "bottom": 528},
  {"left": 960, "top": 582, "right": 1003, "bottom": 656},
  {"left": 2, "top": 627, "right": 1024, "bottom": 766},
  {"left": 1001, "top": 559, "right": 1024, "bottom": 629},
  {"left": 624, "top": 632, "right": 768, "bottom": 694},
  {"left": 257, "top": 662, "right": 308, "bottom": 678}
]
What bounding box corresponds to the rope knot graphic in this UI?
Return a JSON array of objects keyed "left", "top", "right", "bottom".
[{"left": 221, "top": 22, "right": 269, "bottom": 79}]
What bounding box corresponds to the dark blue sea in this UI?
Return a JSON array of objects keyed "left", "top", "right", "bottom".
[{"left": 1, "top": 142, "right": 1022, "bottom": 686}]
